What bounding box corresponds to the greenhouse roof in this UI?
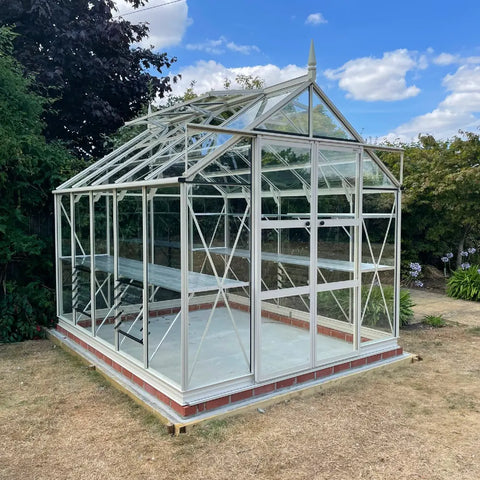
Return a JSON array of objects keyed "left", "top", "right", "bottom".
[{"left": 56, "top": 44, "right": 401, "bottom": 193}]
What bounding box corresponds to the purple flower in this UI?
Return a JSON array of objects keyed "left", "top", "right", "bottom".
[
  {"left": 410, "top": 270, "right": 419, "bottom": 278},
  {"left": 410, "top": 262, "right": 421, "bottom": 272},
  {"left": 477, "top": 269, "right": 480, "bottom": 275},
  {"left": 461, "top": 262, "right": 471, "bottom": 270},
  {"left": 468, "top": 247, "right": 476, "bottom": 254},
  {"left": 414, "top": 280, "right": 424, "bottom": 288},
  {"left": 446, "top": 252, "right": 454, "bottom": 259},
  {"left": 441, "top": 256, "right": 449, "bottom": 263},
  {"left": 461, "top": 251, "right": 469, "bottom": 257}
]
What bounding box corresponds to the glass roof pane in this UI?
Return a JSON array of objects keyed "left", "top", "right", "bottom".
[
  {"left": 186, "top": 130, "right": 233, "bottom": 165},
  {"left": 223, "top": 98, "right": 263, "bottom": 130},
  {"left": 222, "top": 89, "right": 294, "bottom": 131},
  {"left": 312, "top": 91, "right": 356, "bottom": 140},
  {"left": 256, "top": 90, "right": 309, "bottom": 135}
]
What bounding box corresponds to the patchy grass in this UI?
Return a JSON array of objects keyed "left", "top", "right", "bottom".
[
  {"left": 2, "top": 325, "right": 480, "bottom": 480},
  {"left": 423, "top": 314, "right": 447, "bottom": 328},
  {"left": 467, "top": 326, "right": 480, "bottom": 336}
]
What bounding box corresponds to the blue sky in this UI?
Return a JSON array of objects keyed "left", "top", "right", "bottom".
[{"left": 116, "top": 0, "right": 480, "bottom": 142}]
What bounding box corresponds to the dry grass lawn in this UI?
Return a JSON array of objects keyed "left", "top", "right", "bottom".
[{"left": 2, "top": 323, "right": 480, "bottom": 479}]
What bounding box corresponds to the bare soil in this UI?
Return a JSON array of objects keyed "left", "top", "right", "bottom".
[{"left": 2, "top": 313, "right": 480, "bottom": 479}]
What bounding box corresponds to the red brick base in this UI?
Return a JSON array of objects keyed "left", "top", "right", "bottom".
[{"left": 56, "top": 324, "right": 403, "bottom": 418}]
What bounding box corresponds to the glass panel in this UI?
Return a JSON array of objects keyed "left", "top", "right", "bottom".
[
  {"left": 60, "top": 195, "right": 71, "bottom": 257},
  {"left": 185, "top": 130, "right": 233, "bottom": 169},
  {"left": 187, "top": 289, "right": 251, "bottom": 389},
  {"left": 74, "top": 267, "right": 92, "bottom": 332},
  {"left": 224, "top": 97, "right": 263, "bottom": 130},
  {"left": 59, "top": 195, "right": 72, "bottom": 320},
  {"left": 261, "top": 228, "right": 310, "bottom": 291},
  {"left": 316, "top": 287, "right": 355, "bottom": 362},
  {"left": 318, "top": 148, "right": 357, "bottom": 190},
  {"left": 257, "top": 90, "right": 309, "bottom": 135},
  {"left": 116, "top": 190, "right": 144, "bottom": 364},
  {"left": 93, "top": 194, "right": 115, "bottom": 343},
  {"left": 198, "top": 137, "right": 252, "bottom": 196},
  {"left": 312, "top": 91, "right": 356, "bottom": 140},
  {"left": 186, "top": 179, "right": 251, "bottom": 388},
  {"left": 361, "top": 271, "right": 396, "bottom": 343},
  {"left": 363, "top": 152, "right": 396, "bottom": 188},
  {"left": 260, "top": 294, "right": 311, "bottom": 378},
  {"left": 318, "top": 194, "right": 354, "bottom": 216},
  {"left": 225, "top": 89, "right": 292, "bottom": 130},
  {"left": 73, "top": 194, "right": 92, "bottom": 333},
  {"left": 318, "top": 148, "right": 357, "bottom": 219},
  {"left": 317, "top": 226, "right": 354, "bottom": 284},
  {"left": 261, "top": 143, "right": 311, "bottom": 195},
  {"left": 363, "top": 193, "right": 396, "bottom": 269},
  {"left": 367, "top": 149, "right": 402, "bottom": 183},
  {"left": 60, "top": 260, "right": 73, "bottom": 320},
  {"left": 115, "top": 135, "right": 186, "bottom": 184},
  {"left": 148, "top": 186, "right": 181, "bottom": 386}
]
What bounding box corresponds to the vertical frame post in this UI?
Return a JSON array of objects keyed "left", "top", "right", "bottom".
[
  {"left": 70, "top": 193, "right": 77, "bottom": 325},
  {"left": 353, "top": 149, "right": 364, "bottom": 350},
  {"left": 149, "top": 189, "right": 155, "bottom": 302},
  {"left": 113, "top": 189, "right": 120, "bottom": 350},
  {"left": 394, "top": 156, "right": 403, "bottom": 338},
  {"left": 106, "top": 193, "right": 111, "bottom": 308},
  {"left": 252, "top": 136, "right": 261, "bottom": 380},
  {"left": 89, "top": 191, "right": 96, "bottom": 336},
  {"left": 180, "top": 181, "right": 189, "bottom": 391},
  {"left": 224, "top": 196, "right": 230, "bottom": 249},
  {"left": 142, "top": 187, "right": 149, "bottom": 367},
  {"left": 310, "top": 142, "right": 318, "bottom": 367},
  {"left": 54, "top": 194, "right": 62, "bottom": 318}
]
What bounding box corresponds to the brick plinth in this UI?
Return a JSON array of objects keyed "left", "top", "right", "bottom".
[{"left": 55, "top": 324, "right": 403, "bottom": 419}]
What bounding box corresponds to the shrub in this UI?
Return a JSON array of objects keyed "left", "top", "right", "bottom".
[
  {"left": 0, "top": 282, "right": 56, "bottom": 343},
  {"left": 398, "top": 289, "right": 415, "bottom": 326},
  {"left": 423, "top": 315, "right": 446, "bottom": 328},
  {"left": 365, "top": 286, "right": 414, "bottom": 327},
  {"left": 446, "top": 265, "right": 480, "bottom": 301},
  {"left": 317, "top": 287, "right": 414, "bottom": 328}
]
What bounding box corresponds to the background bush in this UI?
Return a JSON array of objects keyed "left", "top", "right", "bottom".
[{"left": 447, "top": 265, "right": 480, "bottom": 301}]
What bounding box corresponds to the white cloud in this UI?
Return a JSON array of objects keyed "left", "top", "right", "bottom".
[
  {"left": 114, "top": 0, "right": 191, "bottom": 49},
  {"left": 164, "top": 60, "right": 306, "bottom": 100},
  {"left": 433, "top": 53, "right": 459, "bottom": 66},
  {"left": 324, "top": 49, "right": 420, "bottom": 102},
  {"left": 385, "top": 65, "right": 480, "bottom": 141},
  {"left": 226, "top": 41, "right": 260, "bottom": 55},
  {"left": 186, "top": 36, "right": 260, "bottom": 55},
  {"left": 305, "top": 13, "right": 327, "bottom": 25},
  {"left": 433, "top": 52, "right": 480, "bottom": 66}
]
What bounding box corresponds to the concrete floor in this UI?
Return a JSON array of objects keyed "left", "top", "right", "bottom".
[{"left": 96, "top": 307, "right": 354, "bottom": 389}]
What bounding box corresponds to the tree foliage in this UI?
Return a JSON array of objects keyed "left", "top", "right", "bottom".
[
  {"left": 0, "top": 26, "right": 76, "bottom": 340},
  {"left": 382, "top": 133, "right": 480, "bottom": 267},
  {"left": 0, "top": 0, "right": 177, "bottom": 158}
]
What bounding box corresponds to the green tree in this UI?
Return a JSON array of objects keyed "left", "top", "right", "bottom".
[
  {"left": 0, "top": 26, "right": 76, "bottom": 341},
  {"left": 0, "top": 0, "right": 177, "bottom": 158},
  {"left": 224, "top": 74, "right": 265, "bottom": 90},
  {"left": 382, "top": 133, "right": 480, "bottom": 267}
]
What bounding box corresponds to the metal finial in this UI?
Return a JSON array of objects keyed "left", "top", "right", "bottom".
[{"left": 308, "top": 40, "right": 317, "bottom": 80}]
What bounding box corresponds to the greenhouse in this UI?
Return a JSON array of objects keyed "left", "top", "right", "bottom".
[{"left": 53, "top": 45, "right": 405, "bottom": 419}]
